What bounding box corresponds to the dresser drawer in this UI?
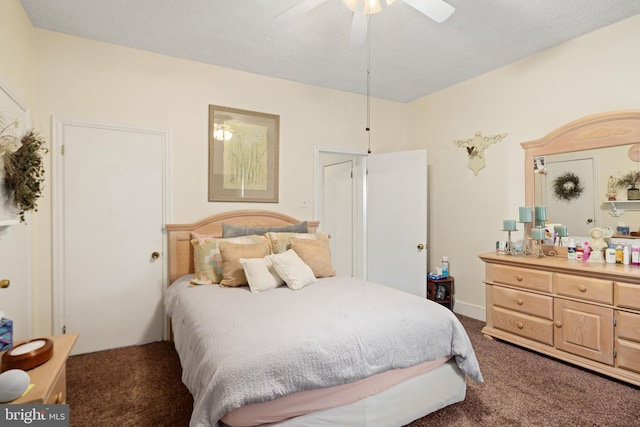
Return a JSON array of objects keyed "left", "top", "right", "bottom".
[
  {"left": 492, "top": 286, "right": 553, "bottom": 319},
  {"left": 492, "top": 306, "right": 553, "bottom": 345},
  {"left": 616, "top": 338, "right": 640, "bottom": 374},
  {"left": 44, "top": 365, "right": 66, "bottom": 404},
  {"left": 555, "top": 273, "right": 613, "bottom": 304},
  {"left": 615, "top": 282, "right": 640, "bottom": 310},
  {"left": 616, "top": 310, "right": 640, "bottom": 343},
  {"left": 491, "top": 265, "right": 552, "bottom": 293}
]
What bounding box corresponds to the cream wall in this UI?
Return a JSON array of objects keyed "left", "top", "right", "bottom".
[
  {"left": 29, "top": 30, "right": 407, "bottom": 335},
  {"left": 408, "top": 14, "right": 640, "bottom": 319},
  {"left": 0, "top": 0, "right": 34, "bottom": 107},
  {"left": 0, "top": 0, "right": 35, "bottom": 337}
]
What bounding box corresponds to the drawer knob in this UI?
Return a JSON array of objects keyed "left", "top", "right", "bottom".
[
  {"left": 516, "top": 322, "right": 524, "bottom": 329},
  {"left": 554, "top": 321, "right": 563, "bottom": 328},
  {"left": 516, "top": 298, "right": 524, "bottom": 305},
  {"left": 578, "top": 285, "right": 587, "bottom": 292},
  {"left": 516, "top": 275, "right": 523, "bottom": 281}
]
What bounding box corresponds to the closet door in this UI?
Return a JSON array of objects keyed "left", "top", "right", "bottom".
[{"left": 54, "top": 120, "right": 168, "bottom": 355}]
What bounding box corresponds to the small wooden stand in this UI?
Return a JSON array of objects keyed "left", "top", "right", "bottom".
[{"left": 427, "top": 276, "right": 455, "bottom": 310}]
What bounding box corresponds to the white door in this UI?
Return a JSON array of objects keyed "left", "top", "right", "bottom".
[
  {"left": 542, "top": 156, "right": 597, "bottom": 238},
  {"left": 367, "top": 150, "right": 427, "bottom": 297},
  {"left": 0, "top": 223, "right": 31, "bottom": 341},
  {"left": 55, "top": 120, "right": 167, "bottom": 355},
  {"left": 323, "top": 160, "right": 354, "bottom": 276}
]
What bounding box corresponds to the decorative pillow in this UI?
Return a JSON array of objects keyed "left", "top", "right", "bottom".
[
  {"left": 218, "top": 241, "right": 271, "bottom": 287},
  {"left": 222, "top": 221, "right": 308, "bottom": 238},
  {"left": 190, "top": 235, "right": 267, "bottom": 285},
  {"left": 267, "top": 232, "right": 330, "bottom": 254},
  {"left": 289, "top": 237, "right": 336, "bottom": 278},
  {"left": 271, "top": 249, "right": 317, "bottom": 290},
  {"left": 240, "top": 256, "right": 284, "bottom": 293}
]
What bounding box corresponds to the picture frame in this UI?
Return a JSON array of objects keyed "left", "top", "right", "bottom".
[{"left": 208, "top": 105, "right": 279, "bottom": 203}]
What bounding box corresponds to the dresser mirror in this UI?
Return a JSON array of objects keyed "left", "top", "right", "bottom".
[{"left": 522, "top": 110, "right": 640, "bottom": 246}]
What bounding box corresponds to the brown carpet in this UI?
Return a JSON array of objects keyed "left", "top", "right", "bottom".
[{"left": 67, "top": 315, "right": 640, "bottom": 426}]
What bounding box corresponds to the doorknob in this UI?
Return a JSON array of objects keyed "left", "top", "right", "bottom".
[
  {"left": 0, "top": 279, "right": 9, "bottom": 289},
  {"left": 417, "top": 243, "right": 425, "bottom": 250},
  {"left": 151, "top": 252, "right": 160, "bottom": 260}
]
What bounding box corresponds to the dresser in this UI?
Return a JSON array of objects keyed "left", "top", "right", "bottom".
[{"left": 479, "top": 252, "right": 640, "bottom": 386}]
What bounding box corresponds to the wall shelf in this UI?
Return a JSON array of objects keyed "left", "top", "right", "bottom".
[
  {"left": 602, "top": 200, "right": 640, "bottom": 217},
  {"left": 0, "top": 218, "right": 19, "bottom": 227}
]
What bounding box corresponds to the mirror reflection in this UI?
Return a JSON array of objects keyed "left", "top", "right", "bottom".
[{"left": 534, "top": 144, "right": 640, "bottom": 241}]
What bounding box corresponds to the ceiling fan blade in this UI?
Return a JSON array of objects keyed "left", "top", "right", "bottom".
[
  {"left": 275, "top": 0, "right": 329, "bottom": 22},
  {"left": 349, "top": 4, "right": 368, "bottom": 46},
  {"left": 403, "top": 0, "right": 455, "bottom": 23}
]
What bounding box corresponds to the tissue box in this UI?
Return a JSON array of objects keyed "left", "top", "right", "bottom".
[
  {"left": 0, "top": 318, "right": 13, "bottom": 351},
  {"left": 616, "top": 226, "right": 630, "bottom": 236}
]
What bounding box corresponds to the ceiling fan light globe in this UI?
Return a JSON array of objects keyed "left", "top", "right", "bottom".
[{"left": 343, "top": 0, "right": 383, "bottom": 14}]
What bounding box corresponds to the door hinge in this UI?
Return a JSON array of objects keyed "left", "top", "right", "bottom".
[
  {"left": 61, "top": 144, "right": 65, "bottom": 155},
  {"left": 613, "top": 348, "right": 617, "bottom": 358},
  {"left": 62, "top": 325, "right": 66, "bottom": 334},
  {"left": 613, "top": 317, "right": 617, "bottom": 327}
]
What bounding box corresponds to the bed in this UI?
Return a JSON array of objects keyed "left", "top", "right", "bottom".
[{"left": 165, "top": 210, "right": 483, "bottom": 427}]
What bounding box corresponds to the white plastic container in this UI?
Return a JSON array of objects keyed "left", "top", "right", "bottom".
[
  {"left": 605, "top": 244, "right": 616, "bottom": 264},
  {"left": 441, "top": 256, "right": 449, "bottom": 278},
  {"left": 567, "top": 239, "right": 576, "bottom": 260},
  {"left": 623, "top": 245, "right": 630, "bottom": 265}
]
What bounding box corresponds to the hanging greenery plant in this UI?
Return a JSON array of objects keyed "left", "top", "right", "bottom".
[
  {"left": 3, "top": 131, "right": 48, "bottom": 222},
  {"left": 552, "top": 171, "right": 584, "bottom": 202}
]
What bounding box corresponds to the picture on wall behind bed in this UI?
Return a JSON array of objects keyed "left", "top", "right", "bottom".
[{"left": 208, "top": 104, "right": 279, "bottom": 203}]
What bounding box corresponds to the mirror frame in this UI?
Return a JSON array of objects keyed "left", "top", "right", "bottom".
[{"left": 521, "top": 110, "right": 640, "bottom": 241}]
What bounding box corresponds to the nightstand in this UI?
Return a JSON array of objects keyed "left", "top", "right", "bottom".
[
  {"left": 3, "top": 333, "right": 78, "bottom": 404},
  {"left": 427, "top": 276, "right": 455, "bottom": 310}
]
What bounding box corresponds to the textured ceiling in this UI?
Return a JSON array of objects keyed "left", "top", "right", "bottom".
[{"left": 19, "top": 0, "right": 640, "bottom": 103}]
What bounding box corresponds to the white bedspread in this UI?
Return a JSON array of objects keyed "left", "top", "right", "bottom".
[{"left": 165, "top": 275, "right": 483, "bottom": 427}]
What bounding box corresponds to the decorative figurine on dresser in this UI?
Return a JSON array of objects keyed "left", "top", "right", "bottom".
[
  {"left": 480, "top": 110, "right": 640, "bottom": 388},
  {"left": 588, "top": 227, "right": 608, "bottom": 263}
]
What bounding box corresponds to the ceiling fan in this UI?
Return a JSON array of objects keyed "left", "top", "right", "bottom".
[{"left": 275, "top": 0, "right": 455, "bottom": 46}]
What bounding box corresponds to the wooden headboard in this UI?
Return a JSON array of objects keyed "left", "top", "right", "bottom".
[{"left": 165, "top": 210, "right": 319, "bottom": 283}]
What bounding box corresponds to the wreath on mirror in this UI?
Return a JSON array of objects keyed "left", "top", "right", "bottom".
[{"left": 552, "top": 171, "right": 584, "bottom": 201}]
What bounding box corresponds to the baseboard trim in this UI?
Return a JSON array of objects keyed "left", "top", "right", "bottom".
[{"left": 453, "top": 300, "right": 486, "bottom": 322}]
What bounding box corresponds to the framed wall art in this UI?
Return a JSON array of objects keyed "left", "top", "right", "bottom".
[{"left": 208, "top": 105, "right": 279, "bottom": 203}]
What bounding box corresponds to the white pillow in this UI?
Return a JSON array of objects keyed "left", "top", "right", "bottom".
[
  {"left": 270, "top": 249, "right": 317, "bottom": 290},
  {"left": 240, "top": 256, "right": 284, "bottom": 293}
]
